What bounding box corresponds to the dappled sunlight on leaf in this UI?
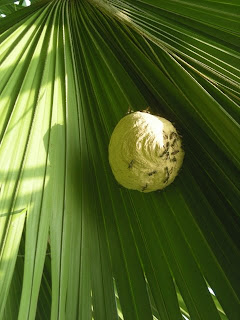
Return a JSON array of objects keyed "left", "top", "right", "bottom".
[{"left": 0, "top": 0, "right": 239, "bottom": 319}]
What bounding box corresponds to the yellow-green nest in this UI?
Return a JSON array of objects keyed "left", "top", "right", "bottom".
[{"left": 108, "top": 111, "right": 184, "bottom": 192}]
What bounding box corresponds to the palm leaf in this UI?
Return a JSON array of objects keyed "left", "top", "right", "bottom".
[
  {"left": 0, "top": 0, "right": 36, "bottom": 16},
  {"left": 0, "top": 0, "right": 240, "bottom": 319}
]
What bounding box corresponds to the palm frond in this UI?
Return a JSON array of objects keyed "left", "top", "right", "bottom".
[{"left": 0, "top": 0, "right": 240, "bottom": 319}]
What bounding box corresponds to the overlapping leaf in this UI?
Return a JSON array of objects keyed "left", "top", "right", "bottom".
[{"left": 0, "top": 0, "right": 240, "bottom": 319}]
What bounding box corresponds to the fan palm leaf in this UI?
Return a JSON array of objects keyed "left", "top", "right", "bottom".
[{"left": 0, "top": 0, "right": 240, "bottom": 319}]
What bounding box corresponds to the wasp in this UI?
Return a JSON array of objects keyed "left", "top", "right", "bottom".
[
  {"left": 170, "top": 157, "right": 177, "bottom": 162},
  {"left": 148, "top": 170, "right": 157, "bottom": 176},
  {"left": 163, "top": 167, "right": 170, "bottom": 184},
  {"left": 171, "top": 138, "right": 177, "bottom": 147},
  {"left": 163, "top": 131, "right": 168, "bottom": 140},
  {"left": 164, "top": 141, "right": 170, "bottom": 149},
  {"left": 142, "top": 183, "right": 148, "bottom": 192},
  {"left": 165, "top": 151, "right": 170, "bottom": 160},
  {"left": 142, "top": 106, "right": 151, "bottom": 113},
  {"left": 159, "top": 148, "right": 168, "bottom": 157},
  {"left": 128, "top": 160, "right": 134, "bottom": 169},
  {"left": 170, "top": 132, "right": 178, "bottom": 140},
  {"left": 171, "top": 150, "right": 179, "bottom": 155},
  {"left": 126, "top": 107, "right": 134, "bottom": 114}
]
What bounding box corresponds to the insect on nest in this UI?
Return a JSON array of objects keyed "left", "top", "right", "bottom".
[{"left": 108, "top": 111, "right": 184, "bottom": 192}]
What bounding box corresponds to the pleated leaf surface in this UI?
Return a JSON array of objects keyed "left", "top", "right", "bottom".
[{"left": 0, "top": 0, "right": 240, "bottom": 319}]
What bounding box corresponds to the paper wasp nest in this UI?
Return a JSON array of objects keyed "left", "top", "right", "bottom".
[{"left": 108, "top": 111, "right": 184, "bottom": 192}]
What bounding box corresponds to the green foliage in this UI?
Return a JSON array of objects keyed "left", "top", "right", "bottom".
[{"left": 0, "top": 0, "right": 240, "bottom": 319}]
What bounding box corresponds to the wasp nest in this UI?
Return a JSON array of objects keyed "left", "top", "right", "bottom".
[{"left": 108, "top": 111, "right": 184, "bottom": 192}]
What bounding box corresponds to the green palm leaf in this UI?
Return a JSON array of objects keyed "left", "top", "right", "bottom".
[{"left": 0, "top": 0, "right": 240, "bottom": 319}]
